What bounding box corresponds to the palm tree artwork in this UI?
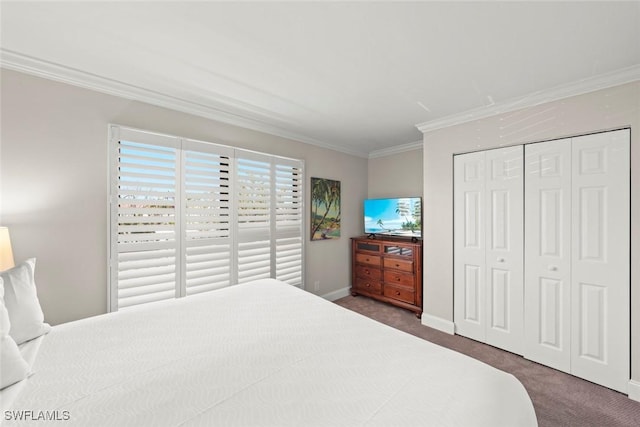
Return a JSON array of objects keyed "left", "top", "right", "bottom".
[{"left": 311, "top": 177, "right": 340, "bottom": 240}]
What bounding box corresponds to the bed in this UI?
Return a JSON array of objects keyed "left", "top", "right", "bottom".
[{"left": 2, "top": 279, "right": 537, "bottom": 426}]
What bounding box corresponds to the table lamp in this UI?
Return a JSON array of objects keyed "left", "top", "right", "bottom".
[{"left": 0, "top": 226, "right": 16, "bottom": 271}]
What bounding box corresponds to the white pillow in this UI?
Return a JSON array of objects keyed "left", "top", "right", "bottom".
[
  {"left": 0, "top": 259, "right": 51, "bottom": 344},
  {"left": 0, "top": 278, "right": 31, "bottom": 389}
]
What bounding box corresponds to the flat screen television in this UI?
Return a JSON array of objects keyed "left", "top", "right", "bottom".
[{"left": 364, "top": 197, "right": 422, "bottom": 238}]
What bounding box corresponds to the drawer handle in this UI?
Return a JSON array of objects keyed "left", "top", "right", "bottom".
[
  {"left": 396, "top": 277, "right": 401, "bottom": 281},
  {"left": 365, "top": 258, "right": 370, "bottom": 262},
  {"left": 366, "top": 283, "right": 371, "bottom": 287},
  {"left": 395, "top": 263, "right": 400, "bottom": 268},
  {"left": 365, "top": 269, "right": 369, "bottom": 274},
  {"left": 395, "top": 291, "right": 401, "bottom": 296}
]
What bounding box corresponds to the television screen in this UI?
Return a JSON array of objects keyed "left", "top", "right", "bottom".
[{"left": 364, "top": 197, "right": 422, "bottom": 238}]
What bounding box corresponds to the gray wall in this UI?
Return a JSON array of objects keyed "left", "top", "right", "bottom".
[
  {"left": 422, "top": 81, "right": 640, "bottom": 383},
  {"left": 0, "top": 69, "right": 368, "bottom": 325},
  {"left": 367, "top": 148, "right": 423, "bottom": 199}
]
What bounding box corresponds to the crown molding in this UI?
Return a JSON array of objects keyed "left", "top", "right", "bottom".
[
  {"left": 416, "top": 64, "right": 640, "bottom": 134},
  {"left": 0, "top": 48, "right": 369, "bottom": 158},
  {"left": 368, "top": 140, "right": 423, "bottom": 159}
]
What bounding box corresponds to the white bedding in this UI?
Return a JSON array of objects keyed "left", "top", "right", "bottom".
[{"left": 2, "top": 279, "right": 537, "bottom": 426}]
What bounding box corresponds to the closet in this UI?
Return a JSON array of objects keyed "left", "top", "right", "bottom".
[
  {"left": 454, "top": 129, "right": 630, "bottom": 393},
  {"left": 453, "top": 146, "right": 524, "bottom": 355}
]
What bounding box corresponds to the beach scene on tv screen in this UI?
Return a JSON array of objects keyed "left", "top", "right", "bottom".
[{"left": 364, "top": 198, "right": 421, "bottom": 237}]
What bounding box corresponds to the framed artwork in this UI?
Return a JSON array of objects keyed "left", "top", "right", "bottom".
[{"left": 310, "top": 177, "right": 340, "bottom": 240}]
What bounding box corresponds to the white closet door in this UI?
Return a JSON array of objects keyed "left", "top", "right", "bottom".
[
  {"left": 454, "top": 151, "right": 486, "bottom": 342},
  {"left": 454, "top": 146, "right": 524, "bottom": 354},
  {"left": 484, "top": 146, "right": 524, "bottom": 355},
  {"left": 570, "top": 129, "right": 630, "bottom": 393},
  {"left": 524, "top": 139, "right": 572, "bottom": 371}
]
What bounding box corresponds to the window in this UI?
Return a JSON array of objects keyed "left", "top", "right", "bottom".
[{"left": 109, "top": 126, "right": 304, "bottom": 311}]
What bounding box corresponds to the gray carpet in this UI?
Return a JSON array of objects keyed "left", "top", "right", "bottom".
[{"left": 334, "top": 294, "right": 640, "bottom": 427}]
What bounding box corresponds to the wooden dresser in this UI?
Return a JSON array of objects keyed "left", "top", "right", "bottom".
[{"left": 351, "top": 236, "right": 423, "bottom": 317}]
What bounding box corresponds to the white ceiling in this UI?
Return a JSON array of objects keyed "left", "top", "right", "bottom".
[{"left": 1, "top": 1, "right": 639, "bottom": 157}]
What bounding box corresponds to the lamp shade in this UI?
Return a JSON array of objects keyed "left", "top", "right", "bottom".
[{"left": 0, "top": 227, "right": 15, "bottom": 271}]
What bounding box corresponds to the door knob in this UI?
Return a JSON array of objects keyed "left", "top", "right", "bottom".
[
  {"left": 497, "top": 258, "right": 505, "bottom": 263},
  {"left": 548, "top": 265, "right": 558, "bottom": 271}
]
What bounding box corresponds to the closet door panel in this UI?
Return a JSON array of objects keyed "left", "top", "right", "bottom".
[
  {"left": 524, "top": 139, "right": 572, "bottom": 372},
  {"left": 571, "top": 129, "right": 630, "bottom": 393},
  {"left": 454, "top": 152, "right": 486, "bottom": 342},
  {"left": 484, "top": 146, "right": 524, "bottom": 355}
]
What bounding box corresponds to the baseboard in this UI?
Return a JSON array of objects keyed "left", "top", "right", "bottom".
[
  {"left": 629, "top": 380, "right": 640, "bottom": 402},
  {"left": 421, "top": 313, "right": 455, "bottom": 335},
  {"left": 322, "top": 287, "right": 350, "bottom": 301}
]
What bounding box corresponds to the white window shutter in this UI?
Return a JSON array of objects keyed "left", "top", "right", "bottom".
[
  {"left": 274, "top": 160, "right": 304, "bottom": 286},
  {"left": 109, "top": 126, "right": 305, "bottom": 311},
  {"left": 235, "top": 153, "right": 272, "bottom": 284},
  {"left": 111, "top": 131, "right": 181, "bottom": 310},
  {"left": 183, "top": 140, "right": 233, "bottom": 295}
]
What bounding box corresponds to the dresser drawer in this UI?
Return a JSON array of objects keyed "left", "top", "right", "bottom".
[
  {"left": 355, "top": 241, "right": 381, "bottom": 253},
  {"left": 384, "top": 284, "right": 415, "bottom": 305},
  {"left": 356, "top": 253, "right": 381, "bottom": 267},
  {"left": 383, "top": 244, "right": 413, "bottom": 257},
  {"left": 383, "top": 257, "right": 413, "bottom": 272},
  {"left": 383, "top": 270, "right": 414, "bottom": 288},
  {"left": 353, "top": 278, "right": 382, "bottom": 295},
  {"left": 355, "top": 265, "right": 382, "bottom": 281}
]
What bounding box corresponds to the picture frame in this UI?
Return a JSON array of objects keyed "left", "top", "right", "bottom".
[{"left": 310, "top": 177, "right": 340, "bottom": 240}]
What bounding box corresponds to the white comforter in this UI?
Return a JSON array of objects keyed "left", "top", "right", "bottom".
[{"left": 3, "top": 279, "right": 537, "bottom": 426}]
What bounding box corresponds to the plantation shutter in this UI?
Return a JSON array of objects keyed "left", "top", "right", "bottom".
[
  {"left": 235, "top": 152, "right": 272, "bottom": 284},
  {"left": 110, "top": 128, "right": 180, "bottom": 310},
  {"left": 274, "top": 160, "right": 304, "bottom": 286},
  {"left": 109, "top": 126, "right": 304, "bottom": 312},
  {"left": 183, "top": 140, "right": 233, "bottom": 295}
]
